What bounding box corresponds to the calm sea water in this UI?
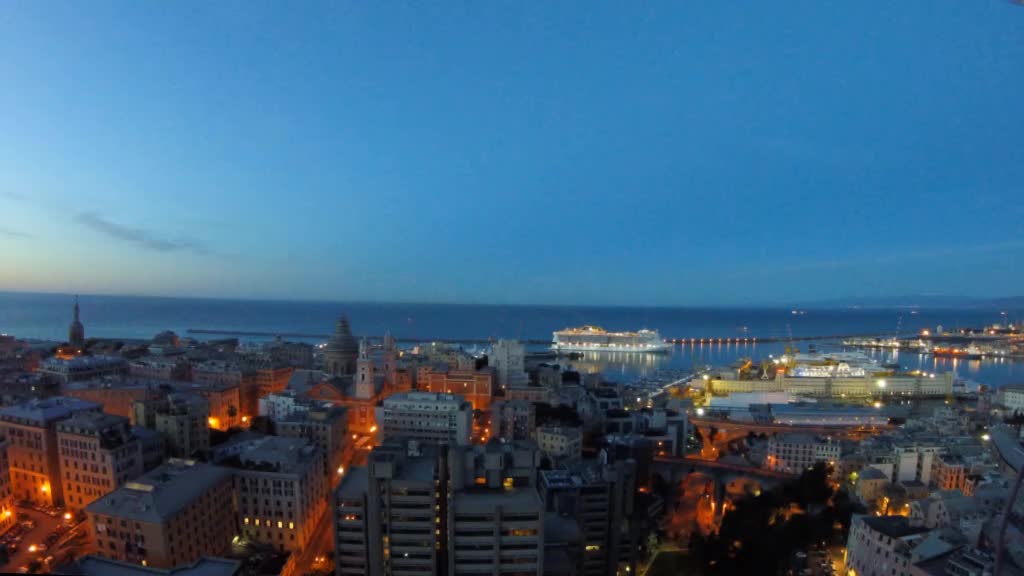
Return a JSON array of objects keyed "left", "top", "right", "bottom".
[{"left": 1, "top": 291, "right": 1021, "bottom": 387}]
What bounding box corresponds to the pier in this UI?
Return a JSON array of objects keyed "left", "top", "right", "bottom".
[{"left": 187, "top": 328, "right": 892, "bottom": 346}]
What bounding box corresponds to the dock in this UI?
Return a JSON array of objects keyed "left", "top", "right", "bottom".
[{"left": 186, "top": 327, "right": 894, "bottom": 347}]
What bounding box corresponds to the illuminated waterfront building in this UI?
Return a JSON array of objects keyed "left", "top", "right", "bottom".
[
  {"left": 86, "top": 459, "right": 235, "bottom": 569},
  {"left": 0, "top": 396, "right": 102, "bottom": 506},
  {"left": 57, "top": 411, "right": 144, "bottom": 512}
]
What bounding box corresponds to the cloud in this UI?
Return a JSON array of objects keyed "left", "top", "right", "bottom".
[
  {"left": 0, "top": 227, "right": 32, "bottom": 238},
  {"left": 76, "top": 212, "right": 211, "bottom": 255}
]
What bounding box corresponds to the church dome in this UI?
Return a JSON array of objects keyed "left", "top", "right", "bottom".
[{"left": 324, "top": 315, "right": 359, "bottom": 376}]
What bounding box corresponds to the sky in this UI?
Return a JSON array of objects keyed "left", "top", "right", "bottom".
[{"left": 1, "top": 1, "right": 1022, "bottom": 307}]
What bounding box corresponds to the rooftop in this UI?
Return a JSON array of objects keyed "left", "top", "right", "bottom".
[
  {"left": 222, "top": 436, "right": 318, "bottom": 473},
  {"left": 59, "top": 555, "right": 240, "bottom": 576},
  {"left": 859, "top": 515, "right": 929, "bottom": 539},
  {"left": 0, "top": 396, "right": 101, "bottom": 425},
  {"left": 86, "top": 459, "right": 232, "bottom": 523}
]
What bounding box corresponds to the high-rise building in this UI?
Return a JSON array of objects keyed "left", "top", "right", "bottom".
[
  {"left": 490, "top": 340, "right": 528, "bottom": 390},
  {"left": 333, "top": 440, "right": 544, "bottom": 576},
  {"left": 0, "top": 397, "right": 102, "bottom": 506},
  {"left": 86, "top": 459, "right": 235, "bottom": 569},
  {"left": 540, "top": 459, "right": 639, "bottom": 576},
  {"left": 220, "top": 436, "right": 327, "bottom": 553},
  {"left": 132, "top": 393, "right": 210, "bottom": 458},
  {"left": 375, "top": 392, "right": 472, "bottom": 446},
  {"left": 57, "top": 412, "right": 144, "bottom": 512}
]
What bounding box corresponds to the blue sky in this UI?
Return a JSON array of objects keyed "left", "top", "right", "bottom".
[{"left": 1, "top": 1, "right": 1022, "bottom": 306}]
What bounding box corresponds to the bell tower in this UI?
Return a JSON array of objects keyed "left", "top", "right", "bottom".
[{"left": 355, "top": 338, "right": 374, "bottom": 399}]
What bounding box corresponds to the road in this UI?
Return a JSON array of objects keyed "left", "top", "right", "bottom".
[
  {"left": 3, "top": 506, "right": 85, "bottom": 574},
  {"left": 290, "top": 508, "right": 333, "bottom": 575}
]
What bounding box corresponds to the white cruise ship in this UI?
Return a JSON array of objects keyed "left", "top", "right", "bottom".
[{"left": 552, "top": 325, "right": 672, "bottom": 353}]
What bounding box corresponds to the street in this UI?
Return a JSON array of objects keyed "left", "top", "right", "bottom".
[{"left": 2, "top": 506, "right": 85, "bottom": 574}]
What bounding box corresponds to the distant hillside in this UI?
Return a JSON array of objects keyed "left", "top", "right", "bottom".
[{"left": 802, "top": 295, "right": 1024, "bottom": 309}]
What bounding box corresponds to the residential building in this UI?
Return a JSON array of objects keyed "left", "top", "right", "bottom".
[
  {"left": 490, "top": 340, "right": 528, "bottom": 389},
  {"left": 133, "top": 393, "right": 210, "bottom": 458},
  {"left": 57, "top": 412, "right": 144, "bottom": 512},
  {"left": 491, "top": 400, "right": 536, "bottom": 442},
  {"left": 86, "top": 459, "right": 235, "bottom": 569},
  {"left": 845, "top": 515, "right": 938, "bottom": 576},
  {"left": 417, "top": 365, "right": 495, "bottom": 411},
  {"left": 375, "top": 391, "right": 472, "bottom": 446},
  {"left": 128, "top": 356, "right": 191, "bottom": 381},
  {"left": 63, "top": 377, "right": 165, "bottom": 420},
  {"left": 221, "top": 436, "right": 327, "bottom": 553},
  {"left": 38, "top": 355, "right": 128, "bottom": 385},
  {"left": 855, "top": 467, "right": 890, "bottom": 505},
  {"left": 275, "top": 404, "right": 349, "bottom": 483},
  {"left": 0, "top": 396, "right": 102, "bottom": 506},
  {"left": 765, "top": 434, "right": 840, "bottom": 474},
  {"left": 933, "top": 454, "right": 967, "bottom": 492},
  {"left": 894, "top": 441, "right": 943, "bottom": 486},
  {"left": 0, "top": 439, "right": 14, "bottom": 535},
  {"left": 537, "top": 426, "right": 583, "bottom": 462}
]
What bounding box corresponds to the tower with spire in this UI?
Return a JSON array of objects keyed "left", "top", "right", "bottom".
[{"left": 68, "top": 296, "right": 85, "bottom": 349}]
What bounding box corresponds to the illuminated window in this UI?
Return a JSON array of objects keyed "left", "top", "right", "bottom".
[
  {"left": 277, "top": 521, "right": 283, "bottom": 528},
  {"left": 288, "top": 522, "right": 294, "bottom": 529},
  {"left": 254, "top": 519, "right": 260, "bottom": 526},
  {"left": 243, "top": 517, "right": 249, "bottom": 525}
]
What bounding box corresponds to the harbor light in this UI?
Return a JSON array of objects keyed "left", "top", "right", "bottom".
[
  {"left": 873, "top": 401, "right": 882, "bottom": 409},
  {"left": 877, "top": 379, "right": 887, "bottom": 389},
  {"left": 696, "top": 408, "right": 705, "bottom": 416},
  {"left": 982, "top": 434, "right": 991, "bottom": 442}
]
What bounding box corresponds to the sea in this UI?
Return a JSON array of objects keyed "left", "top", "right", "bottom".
[{"left": 2, "top": 291, "right": 1022, "bottom": 388}]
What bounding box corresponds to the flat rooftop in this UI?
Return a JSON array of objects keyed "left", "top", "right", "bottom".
[
  {"left": 0, "top": 396, "right": 101, "bottom": 425},
  {"left": 60, "top": 555, "right": 240, "bottom": 576},
  {"left": 86, "top": 459, "right": 232, "bottom": 523}
]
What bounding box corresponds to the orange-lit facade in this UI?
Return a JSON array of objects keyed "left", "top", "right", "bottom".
[
  {"left": 416, "top": 366, "right": 494, "bottom": 412},
  {"left": 0, "top": 397, "right": 102, "bottom": 506},
  {"left": 0, "top": 440, "right": 15, "bottom": 535}
]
